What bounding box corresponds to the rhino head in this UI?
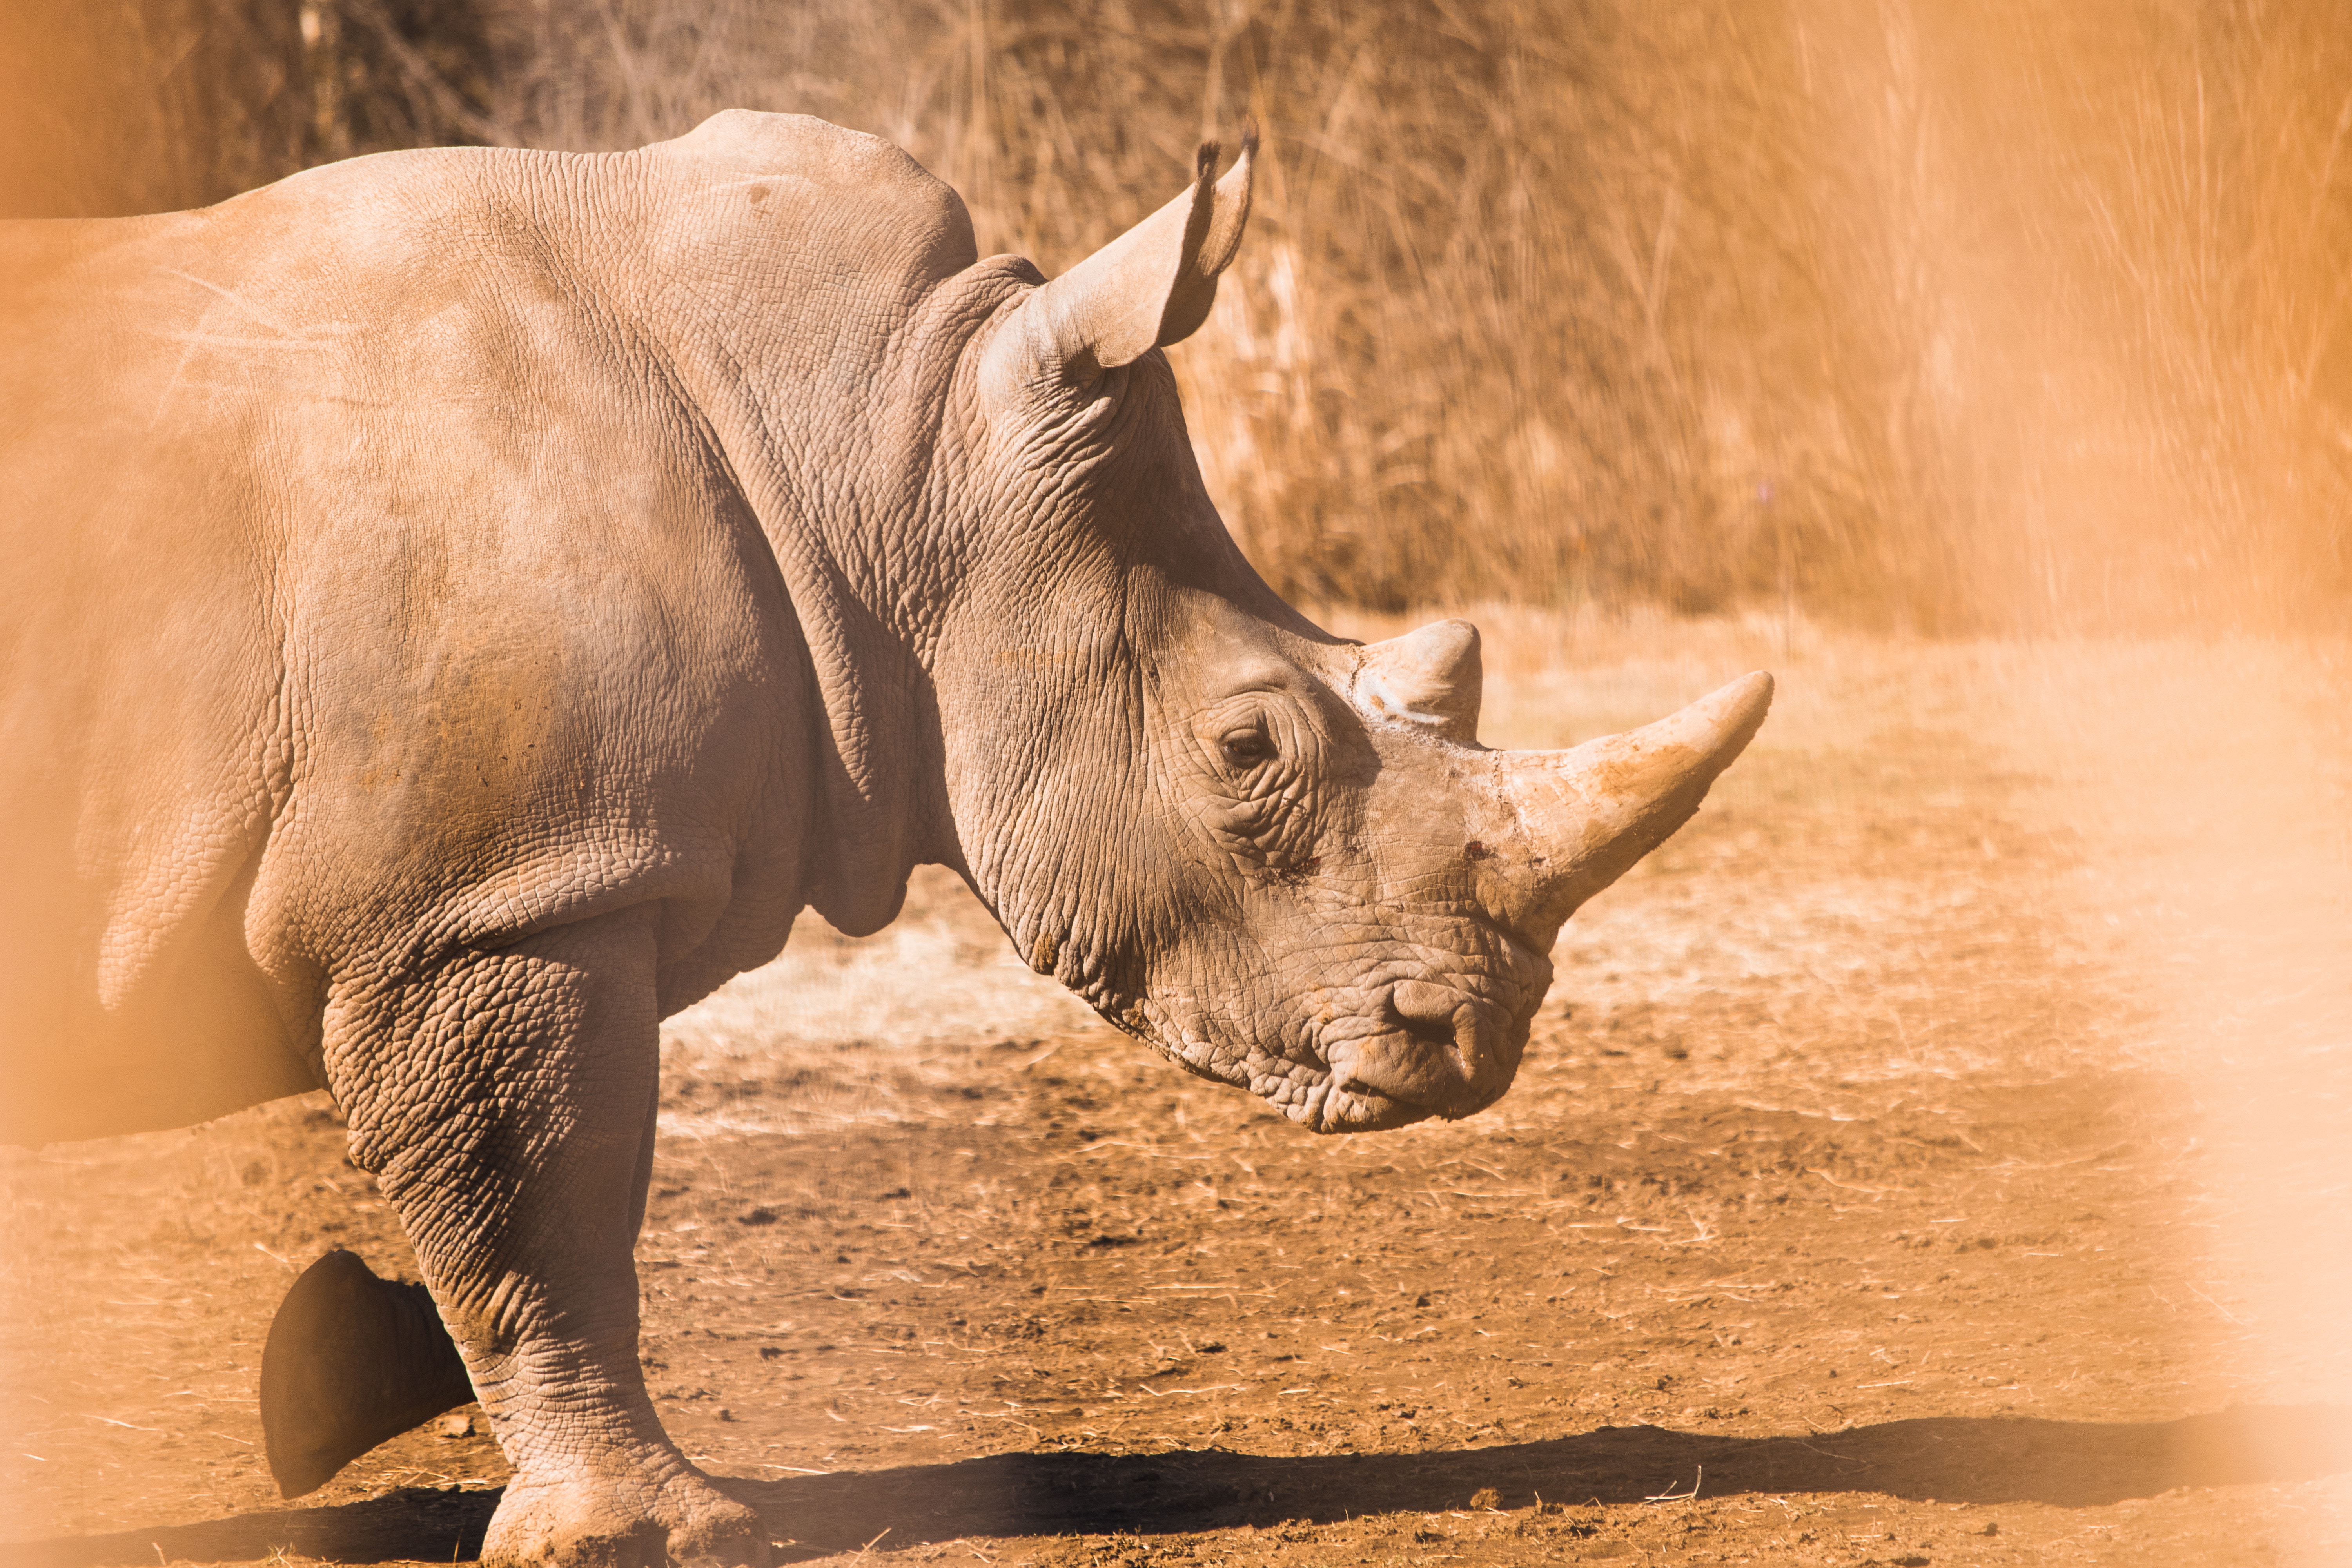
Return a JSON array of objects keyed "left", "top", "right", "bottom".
[{"left": 922, "top": 133, "right": 1772, "bottom": 1132}]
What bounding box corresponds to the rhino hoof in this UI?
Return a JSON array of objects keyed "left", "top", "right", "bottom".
[
  {"left": 485, "top": 1475, "right": 773, "bottom": 1568},
  {"left": 260, "top": 1247, "right": 475, "bottom": 1498}
]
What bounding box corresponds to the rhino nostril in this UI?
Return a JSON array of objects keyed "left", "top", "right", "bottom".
[
  {"left": 1386, "top": 980, "right": 1466, "bottom": 1058},
  {"left": 1396, "top": 1015, "right": 1455, "bottom": 1054}
]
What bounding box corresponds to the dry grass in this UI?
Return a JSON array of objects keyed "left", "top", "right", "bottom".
[{"left": 4, "top": 0, "right": 2347, "bottom": 627}]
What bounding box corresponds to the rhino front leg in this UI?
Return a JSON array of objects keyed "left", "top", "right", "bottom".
[{"left": 331, "top": 906, "right": 769, "bottom": 1568}]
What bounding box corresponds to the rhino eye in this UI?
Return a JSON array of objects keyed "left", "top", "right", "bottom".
[{"left": 1220, "top": 728, "right": 1276, "bottom": 769}]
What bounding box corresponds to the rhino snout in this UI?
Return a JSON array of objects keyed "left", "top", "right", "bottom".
[{"left": 1324, "top": 981, "right": 1524, "bottom": 1126}]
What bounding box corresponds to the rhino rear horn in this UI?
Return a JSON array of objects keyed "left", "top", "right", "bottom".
[
  {"left": 1353, "top": 619, "right": 1483, "bottom": 743},
  {"left": 986, "top": 124, "right": 1257, "bottom": 389}
]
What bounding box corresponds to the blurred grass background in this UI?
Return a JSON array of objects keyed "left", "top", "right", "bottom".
[{"left": 5, "top": 0, "right": 2346, "bottom": 632}]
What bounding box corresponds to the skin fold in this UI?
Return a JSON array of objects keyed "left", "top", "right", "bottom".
[{"left": 0, "top": 111, "right": 1768, "bottom": 1568}]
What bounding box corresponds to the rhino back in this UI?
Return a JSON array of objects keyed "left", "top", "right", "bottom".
[{"left": 0, "top": 145, "right": 830, "bottom": 1143}]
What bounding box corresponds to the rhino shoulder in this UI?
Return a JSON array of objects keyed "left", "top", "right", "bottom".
[
  {"left": 642, "top": 110, "right": 978, "bottom": 278},
  {"left": 657, "top": 109, "right": 928, "bottom": 185}
]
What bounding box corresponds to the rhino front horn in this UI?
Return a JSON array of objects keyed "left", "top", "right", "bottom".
[{"left": 1474, "top": 671, "right": 1774, "bottom": 944}]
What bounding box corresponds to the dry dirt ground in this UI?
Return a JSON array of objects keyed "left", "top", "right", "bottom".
[{"left": 5, "top": 613, "right": 2350, "bottom": 1567}]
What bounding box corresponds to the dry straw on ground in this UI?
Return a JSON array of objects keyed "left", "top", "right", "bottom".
[{"left": 4, "top": 0, "right": 2347, "bottom": 629}]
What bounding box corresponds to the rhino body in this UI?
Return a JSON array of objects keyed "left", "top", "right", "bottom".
[{"left": 0, "top": 113, "right": 1768, "bottom": 1566}]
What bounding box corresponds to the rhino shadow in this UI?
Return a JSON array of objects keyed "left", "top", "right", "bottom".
[{"left": 8, "top": 1405, "right": 2347, "bottom": 1565}]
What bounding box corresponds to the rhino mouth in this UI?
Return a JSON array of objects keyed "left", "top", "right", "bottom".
[
  {"left": 1313, "top": 1079, "right": 1434, "bottom": 1133},
  {"left": 1317, "top": 990, "right": 1523, "bottom": 1132},
  {"left": 1142, "top": 930, "right": 1550, "bottom": 1133}
]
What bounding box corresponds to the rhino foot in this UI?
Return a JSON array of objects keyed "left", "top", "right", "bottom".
[
  {"left": 485, "top": 1470, "right": 772, "bottom": 1568},
  {"left": 260, "top": 1248, "right": 475, "bottom": 1497}
]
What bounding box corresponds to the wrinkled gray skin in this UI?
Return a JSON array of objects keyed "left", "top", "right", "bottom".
[{"left": 0, "top": 113, "right": 1768, "bottom": 1567}]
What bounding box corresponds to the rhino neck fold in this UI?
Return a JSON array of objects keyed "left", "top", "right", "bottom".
[{"left": 611, "top": 129, "right": 1020, "bottom": 935}]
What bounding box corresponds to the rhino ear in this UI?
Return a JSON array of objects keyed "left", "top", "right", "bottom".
[{"left": 985, "top": 125, "right": 1256, "bottom": 392}]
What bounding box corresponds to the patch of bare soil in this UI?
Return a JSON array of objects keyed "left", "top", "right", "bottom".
[{"left": 5, "top": 617, "right": 2349, "bottom": 1567}]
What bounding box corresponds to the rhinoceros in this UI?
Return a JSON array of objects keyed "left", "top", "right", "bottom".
[{"left": 0, "top": 110, "right": 1769, "bottom": 1566}]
